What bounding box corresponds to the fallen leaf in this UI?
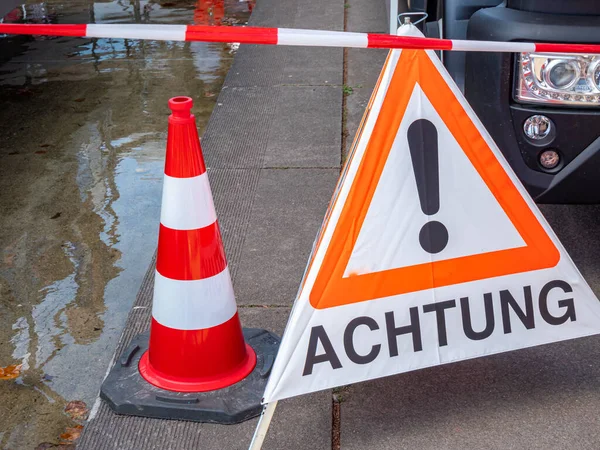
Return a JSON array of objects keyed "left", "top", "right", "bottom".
[
  {"left": 35, "top": 150, "right": 47, "bottom": 155},
  {"left": 64, "top": 400, "right": 88, "bottom": 421},
  {"left": 59, "top": 425, "right": 83, "bottom": 442},
  {"left": 0, "top": 364, "right": 22, "bottom": 380},
  {"left": 73, "top": 98, "right": 85, "bottom": 103}
]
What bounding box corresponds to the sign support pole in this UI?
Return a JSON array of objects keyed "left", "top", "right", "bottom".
[{"left": 248, "top": 401, "right": 279, "bottom": 450}]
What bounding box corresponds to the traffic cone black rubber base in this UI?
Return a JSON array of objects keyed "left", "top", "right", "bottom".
[{"left": 100, "top": 328, "right": 280, "bottom": 424}]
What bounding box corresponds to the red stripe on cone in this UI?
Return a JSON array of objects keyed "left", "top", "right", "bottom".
[
  {"left": 156, "top": 222, "right": 227, "bottom": 280},
  {"left": 139, "top": 96, "right": 256, "bottom": 393},
  {"left": 164, "top": 97, "right": 207, "bottom": 178},
  {"left": 140, "top": 314, "right": 255, "bottom": 392}
]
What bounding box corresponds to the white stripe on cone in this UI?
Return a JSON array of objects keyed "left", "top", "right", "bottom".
[
  {"left": 152, "top": 268, "right": 237, "bottom": 330},
  {"left": 160, "top": 173, "right": 217, "bottom": 230}
]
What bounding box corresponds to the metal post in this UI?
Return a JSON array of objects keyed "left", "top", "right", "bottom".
[{"left": 389, "top": 0, "right": 398, "bottom": 35}]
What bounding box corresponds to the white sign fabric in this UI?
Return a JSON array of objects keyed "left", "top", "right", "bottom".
[{"left": 262, "top": 26, "right": 600, "bottom": 403}]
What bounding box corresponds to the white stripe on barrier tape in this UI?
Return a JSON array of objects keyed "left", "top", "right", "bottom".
[
  {"left": 451, "top": 40, "right": 535, "bottom": 53},
  {"left": 87, "top": 24, "right": 187, "bottom": 41},
  {"left": 152, "top": 268, "right": 237, "bottom": 330},
  {"left": 277, "top": 28, "right": 368, "bottom": 48},
  {"left": 160, "top": 173, "right": 217, "bottom": 231}
]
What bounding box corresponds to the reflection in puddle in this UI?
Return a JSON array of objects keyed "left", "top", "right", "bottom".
[
  {"left": 32, "top": 242, "right": 79, "bottom": 368},
  {"left": 11, "top": 317, "right": 30, "bottom": 371},
  {"left": 0, "top": 0, "right": 254, "bottom": 447}
]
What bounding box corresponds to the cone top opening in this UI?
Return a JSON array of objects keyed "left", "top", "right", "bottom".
[{"left": 169, "top": 96, "right": 193, "bottom": 119}]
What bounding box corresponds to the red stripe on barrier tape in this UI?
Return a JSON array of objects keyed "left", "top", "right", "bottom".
[
  {"left": 367, "top": 34, "right": 453, "bottom": 50},
  {"left": 535, "top": 43, "right": 600, "bottom": 54},
  {"left": 185, "top": 25, "right": 278, "bottom": 45},
  {"left": 156, "top": 222, "right": 227, "bottom": 281},
  {"left": 0, "top": 23, "right": 87, "bottom": 37}
]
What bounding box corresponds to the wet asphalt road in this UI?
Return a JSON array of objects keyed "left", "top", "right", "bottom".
[{"left": 0, "top": 1, "right": 251, "bottom": 448}]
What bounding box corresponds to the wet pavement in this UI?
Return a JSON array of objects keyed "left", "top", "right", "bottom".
[{"left": 0, "top": 1, "right": 252, "bottom": 448}]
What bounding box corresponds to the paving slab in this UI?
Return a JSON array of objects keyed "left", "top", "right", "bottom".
[
  {"left": 202, "top": 86, "right": 280, "bottom": 168},
  {"left": 347, "top": 48, "right": 389, "bottom": 91},
  {"left": 224, "top": 0, "right": 343, "bottom": 88},
  {"left": 247, "top": 0, "right": 297, "bottom": 28},
  {"left": 344, "top": 49, "right": 388, "bottom": 156},
  {"left": 208, "top": 168, "right": 262, "bottom": 278},
  {"left": 282, "top": 47, "right": 344, "bottom": 86},
  {"left": 264, "top": 87, "right": 342, "bottom": 168},
  {"left": 341, "top": 336, "right": 600, "bottom": 450},
  {"left": 224, "top": 47, "right": 343, "bottom": 88},
  {"left": 347, "top": 0, "right": 389, "bottom": 32},
  {"left": 224, "top": 46, "right": 290, "bottom": 88},
  {"left": 234, "top": 168, "right": 339, "bottom": 306},
  {"left": 292, "top": 0, "right": 344, "bottom": 30},
  {"left": 205, "top": 86, "right": 342, "bottom": 170},
  {"left": 344, "top": 0, "right": 388, "bottom": 156},
  {"left": 540, "top": 204, "right": 600, "bottom": 287},
  {"left": 344, "top": 87, "right": 371, "bottom": 158}
]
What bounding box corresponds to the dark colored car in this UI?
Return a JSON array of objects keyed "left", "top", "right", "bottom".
[{"left": 405, "top": 0, "right": 600, "bottom": 203}]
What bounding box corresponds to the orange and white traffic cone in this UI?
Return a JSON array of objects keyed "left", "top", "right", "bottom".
[
  {"left": 101, "top": 96, "right": 279, "bottom": 424},
  {"left": 139, "top": 96, "right": 255, "bottom": 393}
]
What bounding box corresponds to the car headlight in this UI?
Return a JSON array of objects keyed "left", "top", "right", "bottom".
[{"left": 515, "top": 52, "right": 600, "bottom": 106}]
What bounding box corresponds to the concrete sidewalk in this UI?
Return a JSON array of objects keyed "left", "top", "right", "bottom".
[{"left": 79, "top": 0, "right": 349, "bottom": 448}]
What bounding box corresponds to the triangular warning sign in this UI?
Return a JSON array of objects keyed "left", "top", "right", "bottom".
[
  {"left": 311, "top": 49, "right": 560, "bottom": 310},
  {"left": 263, "top": 28, "right": 600, "bottom": 404}
]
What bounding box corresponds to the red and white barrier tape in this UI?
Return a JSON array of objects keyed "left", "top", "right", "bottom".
[{"left": 0, "top": 23, "right": 599, "bottom": 53}]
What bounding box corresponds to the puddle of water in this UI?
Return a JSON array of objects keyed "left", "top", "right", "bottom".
[{"left": 0, "top": 1, "right": 253, "bottom": 448}]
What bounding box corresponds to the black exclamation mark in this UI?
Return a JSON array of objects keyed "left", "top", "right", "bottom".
[{"left": 407, "top": 119, "right": 449, "bottom": 254}]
